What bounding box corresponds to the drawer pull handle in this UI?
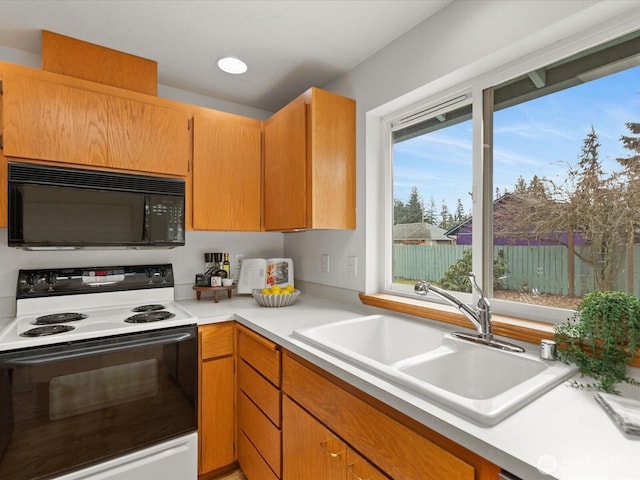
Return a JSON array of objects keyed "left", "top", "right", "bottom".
[
  {"left": 347, "top": 462, "right": 373, "bottom": 480},
  {"left": 320, "top": 440, "right": 343, "bottom": 458}
]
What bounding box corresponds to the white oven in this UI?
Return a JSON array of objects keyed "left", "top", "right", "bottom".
[{"left": 0, "top": 264, "right": 198, "bottom": 480}]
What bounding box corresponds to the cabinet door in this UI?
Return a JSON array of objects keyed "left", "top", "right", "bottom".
[
  {"left": 107, "top": 96, "right": 191, "bottom": 176},
  {"left": 200, "top": 356, "right": 235, "bottom": 474},
  {"left": 2, "top": 73, "right": 109, "bottom": 166},
  {"left": 199, "top": 323, "right": 235, "bottom": 475},
  {"left": 192, "top": 113, "right": 261, "bottom": 230},
  {"left": 307, "top": 88, "right": 356, "bottom": 229},
  {"left": 283, "top": 396, "right": 345, "bottom": 480},
  {"left": 263, "top": 95, "right": 307, "bottom": 231}
]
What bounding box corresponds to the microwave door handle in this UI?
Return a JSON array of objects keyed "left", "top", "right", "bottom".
[{"left": 0, "top": 330, "right": 195, "bottom": 367}]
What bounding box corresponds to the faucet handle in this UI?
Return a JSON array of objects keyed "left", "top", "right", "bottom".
[
  {"left": 414, "top": 280, "right": 428, "bottom": 296},
  {"left": 469, "top": 273, "right": 490, "bottom": 309}
]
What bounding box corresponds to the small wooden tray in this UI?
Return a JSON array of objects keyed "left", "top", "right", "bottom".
[{"left": 192, "top": 284, "right": 237, "bottom": 303}]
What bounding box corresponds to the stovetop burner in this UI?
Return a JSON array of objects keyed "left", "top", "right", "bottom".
[
  {"left": 131, "top": 304, "right": 166, "bottom": 312},
  {"left": 125, "top": 311, "right": 176, "bottom": 323},
  {"left": 20, "top": 325, "right": 76, "bottom": 337},
  {"left": 34, "top": 312, "right": 88, "bottom": 325}
]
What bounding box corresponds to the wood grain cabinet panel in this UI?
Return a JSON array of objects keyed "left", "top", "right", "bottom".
[
  {"left": 238, "top": 392, "right": 281, "bottom": 476},
  {"left": 236, "top": 325, "right": 282, "bottom": 480},
  {"left": 263, "top": 95, "right": 307, "bottom": 230},
  {"left": 192, "top": 112, "right": 262, "bottom": 231},
  {"left": 198, "top": 323, "right": 235, "bottom": 476},
  {"left": 238, "top": 431, "right": 279, "bottom": 480},
  {"left": 107, "top": 96, "right": 190, "bottom": 176},
  {"left": 237, "top": 325, "right": 281, "bottom": 387},
  {"left": 1, "top": 71, "right": 189, "bottom": 177},
  {"left": 282, "top": 352, "right": 499, "bottom": 480},
  {"left": 2, "top": 73, "right": 109, "bottom": 167},
  {"left": 283, "top": 395, "right": 346, "bottom": 480},
  {"left": 238, "top": 359, "right": 281, "bottom": 426},
  {"left": 263, "top": 87, "right": 355, "bottom": 231}
]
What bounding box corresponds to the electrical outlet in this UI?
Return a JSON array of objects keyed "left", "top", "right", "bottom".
[
  {"left": 235, "top": 254, "right": 244, "bottom": 268},
  {"left": 348, "top": 255, "right": 358, "bottom": 277},
  {"left": 321, "top": 254, "right": 330, "bottom": 273}
]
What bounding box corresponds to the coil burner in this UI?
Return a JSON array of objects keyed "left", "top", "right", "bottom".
[
  {"left": 125, "top": 311, "right": 176, "bottom": 323},
  {"left": 131, "top": 304, "right": 166, "bottom": 312},
  {"left": 20, "top": 325, "right": 75, "bottom": 337},
  {"left": 34, "top": 313, "right": 88, "bottom": 325}
]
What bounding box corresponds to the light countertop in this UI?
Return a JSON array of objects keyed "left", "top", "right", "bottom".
[{"left": 178, "top": 292, "right": 640, "bottom": 480}]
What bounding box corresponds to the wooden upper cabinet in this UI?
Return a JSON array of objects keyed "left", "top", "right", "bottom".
[
  {"left": 107, "top": 96, "right": 190, "bottom": 176},
  {"left": 264, "top": 87, "right": 356, "bottom": 231},
  {"left": 263, "top": 95, "right": 307, "bottom": 230},
  {"left": 2, "top": 73, "right": 109, "bottom": 167},
  {"left": 1, "top": 70, "right": 190, "bottom": 176},
  {"left": 192, "top": 112, "right": 262, "bottom": 230}
]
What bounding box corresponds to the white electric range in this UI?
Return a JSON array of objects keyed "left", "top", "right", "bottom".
[{"left": 0, "top": 264, "right": 198, "bottom": 480}]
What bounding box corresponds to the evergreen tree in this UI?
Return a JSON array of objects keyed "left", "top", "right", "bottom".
[
  {"left": 424, "top": 196, "right": 438, "bottom": 225},
  {"left": 405, "top": 186, "right": 424, "bottom": 223},
  {"left": 617, "top": 121, "right": 640, "bottom": 177},
  {"left": 439, "top": 200, "right": 453, "bottom": 230},
  {"left": 454, "top": 198, "right": 466, "bottom": 222},
  {"left": 393, "top": 197, "right": 408, "bottom": 225}
]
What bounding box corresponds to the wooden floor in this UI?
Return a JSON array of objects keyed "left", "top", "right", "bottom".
[{"left": 215, "top": 468, "right": 247, "bottom": 480}]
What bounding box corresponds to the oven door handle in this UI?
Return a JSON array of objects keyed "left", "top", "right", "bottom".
[{"left": 0, "top": 328, "right": 196, "bottom": 367}]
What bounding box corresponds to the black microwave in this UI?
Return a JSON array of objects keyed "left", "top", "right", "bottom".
[{"left": 8, "top": 163, "right": 185, "bottom": 249}]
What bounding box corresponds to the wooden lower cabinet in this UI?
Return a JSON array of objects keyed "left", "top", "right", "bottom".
[
  {"left": 236, "top": 325, "right": 282, "bottom": 480},
  {"left": 199, "top": 322, "right": 235, "bottom": 477},
  {"left": 283, "top": 396, "right": 389, "bottom": 480},
  {"left": 282, "top": 350, "right": 501, "bottom": 480}
]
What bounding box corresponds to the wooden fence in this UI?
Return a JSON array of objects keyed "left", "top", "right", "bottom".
[{"left": 393, "top": 244, "right": 640, "bottom": 297}]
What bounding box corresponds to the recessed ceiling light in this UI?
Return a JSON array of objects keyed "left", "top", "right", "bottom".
[{"left": 217, "top": 57, "right": 248, "bottom": 75}]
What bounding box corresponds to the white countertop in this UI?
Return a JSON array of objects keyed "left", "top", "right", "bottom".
[{"left": 178, "top": 292, "right": 640, "bottom": 480}]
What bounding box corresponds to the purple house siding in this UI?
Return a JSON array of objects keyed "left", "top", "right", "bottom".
[{"left": 446, "top": 194, "right": 588, "bottom": 247}]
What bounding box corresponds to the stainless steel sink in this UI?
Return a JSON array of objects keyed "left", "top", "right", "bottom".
[{"left": 292, "top": 315, "right": 578, "bottom": 426}]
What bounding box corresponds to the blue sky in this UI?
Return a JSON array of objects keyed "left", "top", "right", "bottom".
[{"left": 393, "top": 65, "right": 640, "bottom": 215}]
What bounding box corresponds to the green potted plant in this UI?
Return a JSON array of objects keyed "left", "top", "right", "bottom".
[{"left": 554, "top": 290, "right": 640, "bottom": 394}]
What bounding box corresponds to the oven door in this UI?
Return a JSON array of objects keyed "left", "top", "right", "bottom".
[{"left": 0, "top": 325, "right": 197, "bottom": 480}]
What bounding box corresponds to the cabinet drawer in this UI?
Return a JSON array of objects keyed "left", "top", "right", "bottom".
[
  {"left": 238, "top": 430, "right": 279, "bottom": 480},
  {"left": 199, "top": 322, "right": 234, "bottom": 360},
  {"left": 238, "top": 391, "right": 281, "bottom": 476},
  {"left": 238, "top": 326, "right": 280, "bottom": 386},
  {"left": 238, "top": 358, "right": 281, "bottom": 426}
]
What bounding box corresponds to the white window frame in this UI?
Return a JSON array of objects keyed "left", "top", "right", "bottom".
[{"left": 379, "top": 13, "right": 640, "bottom": 324}]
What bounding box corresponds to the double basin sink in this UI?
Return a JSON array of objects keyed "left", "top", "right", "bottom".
[{"left": 292, "top": 314, "right": 577, "bottom": 426}]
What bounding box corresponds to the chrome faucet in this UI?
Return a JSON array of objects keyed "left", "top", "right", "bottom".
[{"left": 414, "top": 273, "right": 524, "bottom": 353}]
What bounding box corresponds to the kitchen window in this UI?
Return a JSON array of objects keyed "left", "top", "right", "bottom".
[{"left": 386, "top": 28, "right": 640, "bottom": 323}]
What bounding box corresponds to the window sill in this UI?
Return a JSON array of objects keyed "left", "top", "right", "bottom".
[
  {"left": 359, "top": 292, "right": 554, "bottom": 345},
  {"left": 360, "top": 293, "right": 640, "bottom": 368}
]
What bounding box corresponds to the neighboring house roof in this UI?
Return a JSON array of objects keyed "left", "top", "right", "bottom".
[
  {"left": 393, "top": 222, "right": 450, "bottom": 242},
  {"left": 444, "top": 193, "right": 527, "bottom": 237}
]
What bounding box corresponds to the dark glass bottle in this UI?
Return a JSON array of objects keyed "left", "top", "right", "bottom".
[{"left": 223, "top": 253, "right": 231, "bottom": 277}]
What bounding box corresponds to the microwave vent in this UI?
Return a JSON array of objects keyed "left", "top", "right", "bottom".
[{"left": 8, "top": 163, "right": 184, "bottom": 196}]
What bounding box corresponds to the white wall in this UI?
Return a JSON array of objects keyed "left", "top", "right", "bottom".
[
  {"left": 0, "top": 229, "right": 283, "bottom": 315},
  {"left": 287, "top": 0, "right": 640, "bottom": 294}
]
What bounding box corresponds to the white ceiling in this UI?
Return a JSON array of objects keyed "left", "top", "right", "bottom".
[{"left": 0, "top": 0, "right": 452, "bottom": 112}]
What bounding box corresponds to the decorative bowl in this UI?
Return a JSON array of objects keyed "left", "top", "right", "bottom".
[{"left": 251, "top": 289, "right": 301, "bottom": 307}]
